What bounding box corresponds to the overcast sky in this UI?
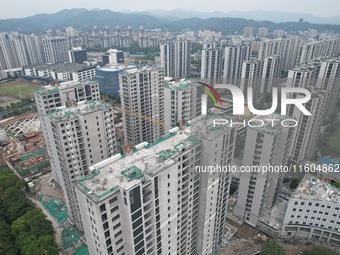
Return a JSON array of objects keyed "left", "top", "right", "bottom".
[{"left": 1, "top": 0, "right": 339, "bottom": 19}]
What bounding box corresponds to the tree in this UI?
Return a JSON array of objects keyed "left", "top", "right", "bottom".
[
  {"left": 12, "top": 209, "right": 58, "bottom": 255},
  {"left": 0, "top": 187, "right": 33, "bottom": 223},
  {"left": 261, "top": 240, "right": 286, "bottom": 255},
  {"left": 290, "top": 178, "right": 300, "bottom": 189},
  {"left": 0, "top": 220, "right": 18, "bottom": 255},
  {"left": 303, "top": 246, "right": 337, "bottom": 255}
]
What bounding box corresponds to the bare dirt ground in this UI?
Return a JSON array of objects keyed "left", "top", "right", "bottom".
[{"left": 39, "top": 172, "right": 63, "bottom": 197}]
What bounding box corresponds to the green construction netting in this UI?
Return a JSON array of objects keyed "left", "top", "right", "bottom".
[
  {"left": 39, "top": 195, "right": 67, "bottom": 223},
  {"left": 74, "top": 246, "right": 89, "bottom": 255}
]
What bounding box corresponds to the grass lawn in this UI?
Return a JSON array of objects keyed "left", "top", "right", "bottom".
[{"left": 0, "top": 82, "right": 41, "bottom": 98}]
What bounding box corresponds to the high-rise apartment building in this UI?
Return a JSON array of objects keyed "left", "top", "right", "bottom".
[
  {"left": 201, "top": 43, "right": 224, "bottom": 85},
  {"left": 260, "top": 55, "right": 281, "bottom": 93},
  {"left": 258, "top": 38, "right": 301, "bottom": 72},
  {"left": 240, "top": 59, "right": 263, "bottom": 101},
  {"left": 243, "top": 27, "right": 254, "bottom": 38},
  {"left": 285, "top": 63, "right": 328, "bottom": 162},
  {"left": 223, "top": 44, "right": 252, "bottom": 86},
  {"left": 47, "top": 101, "right": 117, "bottom": 230},
  {"left": 74, "top": 115, "right": 236, "bottom": 255},
  {"left": 234, "top": 115, "right": 294, "bottom": 226},
  {"left": 299, "top": 38, "right": 340, "bottom": 64},
  {"left": 273, "top": 29, "right": 284, "bottom": 39},
  {"left": 34, "top": 80, "right": 101, "bottom": 185},
  {"left": 316, "top": 57, "right": 340, "bottom": 117},
  {"left": 289, "top": 89, "right": 328, "bottom": 162},
  {"left": 257, "top": 27, "right": 269, "bottom": 38},
  {"left": 23, "top": 34, "right": 46, "bottom": 64},
  {"left": 42, "top": 36, "right": 69, "bottom": 63},
  {"left": 160, "top": 40, "right": 191, "bottom": 78},
  {"left": 0, "top": 33, "right": 29, "bottom": 69},
  {"left": 163, "top": 78, "right": 202, "bottom": 135},
  {"left": 119, "top": 67, "right": 165, "bottom": 146}
]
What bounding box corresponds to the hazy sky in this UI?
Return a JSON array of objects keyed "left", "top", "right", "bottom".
[{"left": 1, "top": 0, "right": 340, "bottom": 19}]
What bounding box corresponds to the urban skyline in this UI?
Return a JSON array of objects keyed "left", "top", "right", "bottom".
[{"left": 0, "top": 4, "right": 340, "bottom": 255}]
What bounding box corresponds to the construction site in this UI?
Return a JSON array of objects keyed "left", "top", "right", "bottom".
[
  {"left": 1, "top": 129, "right": 51, "bottom": 178},
  {"left": 29, "top": 172, "right": 89, "bottom": 255}
]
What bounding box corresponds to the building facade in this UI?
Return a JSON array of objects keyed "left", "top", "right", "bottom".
[
  {"left": 42, "top": 37, "right": 69, "bottom": 63},
  {"left": 119, "top": 67, "right": 165, "bottom": 146},
  {"left": 164, "top": 78, "right": 202, "bottom": 135},
  {"left": 160, "top": 40, "right": 191, "bottom": 78},
  {"left": 234, "top": 115, "right": 294, "bottom": 226},
  {"left": 201, "top": 43, "right": 224, "bottom": 85},
  {"left": 223, "top": 44, "right": 252, "bottom": 86},
  {"left": 75, "top": 115, "right": 236, "bottom": 255},
  {"left": 47, "top": 101, "right": 117, "bottom": 230},
  {"left": 282, "top": 174, "right": 340, "bottom": 247}
]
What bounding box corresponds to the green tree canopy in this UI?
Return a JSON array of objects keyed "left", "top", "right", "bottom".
[{"left": 261, "top": 240, "right": 286, "bottom": 255}]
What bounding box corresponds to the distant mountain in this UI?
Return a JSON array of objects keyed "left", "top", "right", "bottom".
[
  {"left": 141, "top": 8, "right": 340, "bottom": 25},
  {"left": 0, "top": 9, "right": 340, "bottom": 34},
  {"left": 0, "top": 9, "right": 171, "bottom": 33}
]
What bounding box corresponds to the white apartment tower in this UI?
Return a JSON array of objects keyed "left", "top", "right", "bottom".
[
  {"left": 289, "top": 89, "right": 328, "bottom": 162},
  {"left": 260, "top": 55, "right": 281, "bottom": 93},
  {"left": 23, "top": 34, "right": 46, "bottom": 64},
  {"left": 285, "top": 64, "right": 328, "bottom": 161},
  {"left": 234, "top": 115, "right": 294, "bottom": 226},
  {"left": 240, "top": 59, "right": 263, "bottom": 101},
  {"left": 316, "top": 57, "right": 340, "bottom": 117},
  {"left": 34, "top": 81, "right": 101, "bottom": 185},
  {"left": 299, "top": 38, "right": 340, "bottom": 64},
  {"left": 74, "top": 116, "right": 236, "bottom": 255},
  {"left": 201, "top": 43, "right": 224, "bottom": 85},
  {"left": 0, "top": 33, "right": 29, "bottom": 69},
  {"left": 223, "top": 44, "right": 252, "bottom": 86},
  {"left": 258, "top": 38, "right": 301, "bottom": 72},
  {"left": 243, "top": 27, "right": 254, "bottom": 38},
  {"left": 160, "top": 40, "right": 191, "bottom": 78},
  {"left": 34, "top": 81, "right": 116, "bottom": 230},
  {"left": 47, "top": 101, "right": 117, "bottom": 230},
  {"left": 119, "top": 67, "right": 165, "bottom": 146},
  {"left": 42, "top": 36, "right": 69, "bottom": 63},
  {"left": 257, "top": 27, "right": 269, "bottom": 38},
  {"left": 164, "top": 78, "right": 202, "bottom": 135}
]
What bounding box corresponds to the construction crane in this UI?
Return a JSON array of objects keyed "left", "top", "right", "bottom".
[{"left": 113, "top": 105, "right": 165, "bottom": 126}]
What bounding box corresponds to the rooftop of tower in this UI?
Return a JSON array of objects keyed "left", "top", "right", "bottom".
[
  {"left": 120, "top": 66, "right": 163, "bottom": 76},
  {"left": 247, "top": 114, "right": 292, "bottom": 135},
  {"left": 48, "top": 100, "right": 111, "bottom": 122},
  {"left": 292, "top": 174, "right": 340, "bottom": 204},
  {"left": 76, "top": 115, "right": 233, "bottom": 202},
  {"left": 76, "top": 127, "right": 196, "bottom": 202},
  {"left": 164, "top": 78, "right": 191, "bottom": 90},
  {"left": 34, "top": 80, "right": 98, "bottom": 95},
  {"left": 291, "top": 63, "right": 319, "bottom": 72}
]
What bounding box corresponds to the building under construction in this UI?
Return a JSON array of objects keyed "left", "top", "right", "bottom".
[
  {"left": 5, "top": 131, "right": 50, "bottom": 178},
  {"left": 9, "top": 148, "right": 50, "bottom": 177}
]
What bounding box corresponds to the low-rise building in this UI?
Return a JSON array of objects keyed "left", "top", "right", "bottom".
[{"left": 282, "top": 174, "right": 340, "bottom": 247}]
